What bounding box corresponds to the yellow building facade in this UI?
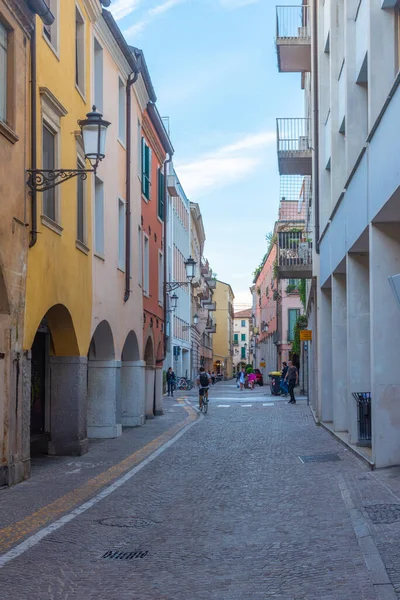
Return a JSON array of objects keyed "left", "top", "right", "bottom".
[
  {"left": 25, "top": 1, "right": 101, "bottom": 456},
  {"left": 213, "top": 280, "right": 234, "bottom": 379}
]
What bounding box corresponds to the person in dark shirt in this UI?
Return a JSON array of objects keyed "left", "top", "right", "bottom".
[
  {"left": 284, "top": 361, "right": 298, "bottom": 404},
  {"left": 166, "top": 367, "right": 176, "bottom": 397},
  {"left": 280, "top": 361, "right": 289, "bottom": 396}
]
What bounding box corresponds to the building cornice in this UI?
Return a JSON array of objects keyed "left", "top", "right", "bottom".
[
  {"left": 142, "top": 114, "right": 165, "bottom": 165},
  {"left": 94, "top": 17, "right": 132, "bottom": 80},
  {"left": 81, "top": 0, "right": 102, "bottom": 22}
]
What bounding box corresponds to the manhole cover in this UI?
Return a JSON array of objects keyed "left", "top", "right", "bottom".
[
  {"left": 364, "top": 504, "right": 400, "bottom": 524},
  {"left": 299, "top": 453, "right": 341, "bottom": 463},
  {"left": 97, "top": 516, "right": 158, "bottom": 528},
  {"left": 102, "top": 550, "right": 148, "bottom": 560}
]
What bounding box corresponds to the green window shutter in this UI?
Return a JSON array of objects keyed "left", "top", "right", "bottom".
[
  {"left": 241, "top": 333, "right": 246, "bottom": 341},
  {"left": 158, "top": 168, "right": 165, "bottom": 220},
  {"left": 141, "top": 137, "right": 146, "bottom": 195},
  {"left": 241, "top": 347, "right": 246, "bottom": 359},
  {"left": 148, "top": 146, "right": 152, "bottom": 200},
  {"left": 234, "top": 333, "right": 238, "bottom": 343}
]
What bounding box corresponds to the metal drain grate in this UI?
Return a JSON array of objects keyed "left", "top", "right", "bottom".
[
  {"left": 299, "top": 453, "right": 341, "bottom": 463},
  {"left": 102, "top": 550, "right": 148, "bottom": 560},
  {"left": 364, "top": 504, "right": 400, "bottom": 524},
  {"left": 97, "top": 516, "right": 157, "bottom": 528}
]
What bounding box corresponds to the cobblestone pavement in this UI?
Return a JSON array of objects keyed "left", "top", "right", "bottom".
[{"left": 1, "top": 382, "right": 400, "bottom": 599}]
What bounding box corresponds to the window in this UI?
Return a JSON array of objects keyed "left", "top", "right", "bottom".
[
  {"left": 157, "top": 167, "right": 165, "bottom": 220},
  {"left": 77, "top": 160, "right": 85, "bottom": 243},
  {"left": 141, "top": 137, "right": 151, "bottom": 200},
  {"left": 42, "top": 124, "right": 56, "bottom": 221},
  {"left": 75, "top": 7, "right": 85, "bottom": 94},
  {"left": 94, "top": 177, "right": 104, "bottom": 255},
  {"left": 0, "top": 22, "right": 7, "bottom": 123},
  {"left": 234, "top": 333, "right": 239, "bottom": 344},
  {"left": 43, "top": 0, "right": 58, "bottom": 52},
  {"left": 241, "top": 320, "right": 246, "bottom": 327},
  {"left": 94, "top": 38, "right": 103, "bottom": 112},
  {"left": 158, "top": 251, "right": 163, "bottom": 305},
  {"left": 241, "top": 347, "right": 246, "bottom": 359},
  {"left": 138, "top": 226, "right": 143, "bottom": 285},
  {"left": 118, "top": 77, "right": 125, "bottom": 143},
  {"left": 241, "top": 333, "right": 246, "bottom": 342},
  {"left": 143, "top": 234, "right": 149, "bottom": 295},
  {"left": 288, "top": 309, "right": 300, "bottom": 342},
  {"left": 118, "top": 198, "right": 125, "bottom": 270}
]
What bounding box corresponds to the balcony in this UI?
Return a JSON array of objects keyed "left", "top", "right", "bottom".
[
  {"left": 276, "top": 118, "right": 312, "bottom": 175},
  {"left": 202, "top": 301, "right": 216, "bottom": 311},
  {"left": 277, "top": 230, "right": 312, "bottom": 278},
  {"left": 206, "top": 325, "right": 216, "bottom": 334},
  {"left": 207, "top": 278, "right": 217, "bottom": 289},
  {"left": 167, "top": 174, "right": 179, "bottom": 196},
  {"left": 276, "top": 5, "right": 311, "bottom": 73}
]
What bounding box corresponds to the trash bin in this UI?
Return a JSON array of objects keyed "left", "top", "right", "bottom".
[
  {"left": 352, "top": 392, "right": 371, "bottom": 448},
  {"left": 268, "top": 372, "right": 282, "bottom": 396}
]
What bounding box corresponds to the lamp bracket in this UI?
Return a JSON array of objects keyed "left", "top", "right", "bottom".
[
  {"left": 27, "top": 168, "right": 95, "bottom": 192},
  {"left": 165, "top": 281, "right": 189, "bottom": 292}
]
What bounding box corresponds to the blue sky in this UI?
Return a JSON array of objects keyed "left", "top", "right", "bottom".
[{"left": 111, "top": 0, "right": 304, "bottom": 307}]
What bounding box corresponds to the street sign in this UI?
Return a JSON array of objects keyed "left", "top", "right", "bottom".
[
  {"left": 260, "top": 361, "right": 266, "bottom": 367},
  {"left": 300, "top": 329, "right": 312, "bottom": 341}
]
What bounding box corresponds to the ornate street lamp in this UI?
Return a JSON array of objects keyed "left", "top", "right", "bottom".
[
  {"left": 27, "top": 106, "right": 111, "bottom": 192},
  {"left": 184, "top": 256, "right": 196, "bottom": 281},
  {"left": 165, "top": 256, "right": 197, "bottom": 292},
  {"left": 169, "top": 293, "right": 178, "bottom": 311}
]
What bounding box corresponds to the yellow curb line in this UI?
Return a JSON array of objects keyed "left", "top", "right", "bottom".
[{"left": 0, "top": 400, "right": 197, "bottom": 554}]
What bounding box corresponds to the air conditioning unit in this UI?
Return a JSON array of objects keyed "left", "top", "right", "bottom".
[{"left": 299, "top": 136, "right": 309, "bottom": 151}]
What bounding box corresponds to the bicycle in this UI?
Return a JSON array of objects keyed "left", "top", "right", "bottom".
[
  {"left": 200, "top": 387, "right": 209, "bottom": 414},
  {"left": 177, "top": 377, "right": 194, "bottom": 391}
]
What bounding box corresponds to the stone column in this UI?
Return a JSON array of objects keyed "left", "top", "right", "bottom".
[
  {"left": 318, "top": 287, "right": 333, "bottom": 422},
  {"left": 120, "top": 360, "right": 146, "bottom": 426},
  {"left": 145, "top": 367, "right": 155, "bottom": 418},
  {"left": 332, "top": 273, "right": 348, "bottom": 432},
  {"left": 154, "top": 367, "right": 164, "bottom": 416},
  {"left": 347, "top": 253, "right": 370, "bottom": 445},
  {"left": 370, "top": 223, "right": 400, "bottom": 468},
  {"left": 48, "top": 356, "right": 88, "bottom": 455},
  {"left": 87, "top": 360, "right": 122, "bottom": 438}
]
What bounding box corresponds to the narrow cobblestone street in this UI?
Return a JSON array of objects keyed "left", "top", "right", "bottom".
[{"left": 1, "top": 381, "right": 400, "bottom": 599}]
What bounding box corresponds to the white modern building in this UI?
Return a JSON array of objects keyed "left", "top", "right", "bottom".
[
  {"left": 165, "top": 168, "right": 191, "bottom": 378},
  {"left": 275, "top": 0, "right": 400, "bottom": 468}
]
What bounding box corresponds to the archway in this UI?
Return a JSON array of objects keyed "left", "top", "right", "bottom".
[
  {"left": 87, "top": 321, "right": 121, "bottom": 438},
  {"left": 120, "top": 331, "right": 145, "bottom": 426},
  {"left": 30, "top": 304, "right": 85, "bottom": 457},
  {"left": 144, "top": 335, "right": 155, "bottom": 418}
]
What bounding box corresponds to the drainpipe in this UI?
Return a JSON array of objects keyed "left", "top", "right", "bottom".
[
  {"left": 163, "top": 154, "right": 173, "bottom": 360},
  {"left": 124, "top": 70, "right": 139, "bottom": 303},
  {"left": 27, "top": 0, "right": 54, "bottom": 25},
  {"left": 312, "top": 0, "right": 320, "bottom": 254},
  {"left": 29, "top": 24, "right": 37, "bottom": 248}
]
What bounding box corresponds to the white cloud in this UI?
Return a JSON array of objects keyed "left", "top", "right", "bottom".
[
  {"left": 110, "top": 0, "right": 142, "bottom": 21},
  {"left": 219, "top": 0, "right": 259, "bottom": 8},
  {"left": 176, "top": 129, "right": 275, "bottom": 197},
  {"left": 124, "top": 0, "right": 184, "bottom": 39}
]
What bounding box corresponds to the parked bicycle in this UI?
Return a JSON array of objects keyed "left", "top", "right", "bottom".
[{"left": 176, "top": 377, "right": 194, "bottom": 391}]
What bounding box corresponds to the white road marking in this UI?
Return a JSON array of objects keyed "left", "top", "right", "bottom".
[
  {"left": 241, "top": 404, "right": 252, "bottom": 408},
  {"left": 0, "top": 413, "right": 201, "bottom": 569},
  {"left": 263, "top": 403, "right": 275, "bottom": 407},
  {"left": 217, "top": 405, "right": 231, "bottom": 408}
]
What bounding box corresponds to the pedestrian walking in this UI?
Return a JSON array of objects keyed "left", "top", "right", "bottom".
[
  {"left": 239, "top": 367, "right": 246, "bottom": 391},
  {"left": 211, "top": 371, "right": 216, "bottom": 385},
  {"left": 280, "top": 361, "right": 289, "bottom": 396},
  {"left": 284, "top": 361, "right": 298, "bottom": 404},
  {"left": 248, "top": 371, "right": 256, "bottom": 390},
  {"left": 166, "top": 367, "right": 176, "bottom": 397}
]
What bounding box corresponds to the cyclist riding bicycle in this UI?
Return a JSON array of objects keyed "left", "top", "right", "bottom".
[{"left": 196, "top": 367, "right": 211, "bottom": 410}]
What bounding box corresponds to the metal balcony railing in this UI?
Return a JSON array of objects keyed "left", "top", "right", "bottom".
[
  {"left": 278, "top": 231, "right": 312, "bottom": 269},
  {"left": 276, "top": 5, "right": 310, "bottom": 40},
  {"left": 277, "top": 118, "right": 311, "bottom": 154}
]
